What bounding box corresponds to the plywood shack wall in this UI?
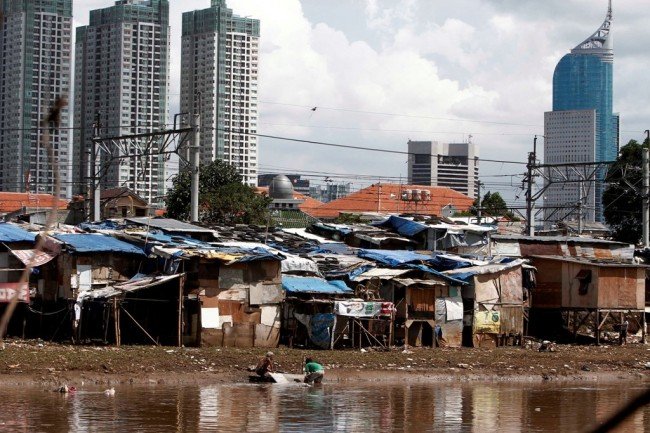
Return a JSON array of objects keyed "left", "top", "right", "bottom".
[
  {"left": 533, "top": 257, "right": 646, "bottom": 310},
  {"left": 199, "top": 259, "right": 282, "bottom": 348}
]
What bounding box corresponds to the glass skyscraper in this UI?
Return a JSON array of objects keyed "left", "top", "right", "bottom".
[{"left": 544, "top": 1, "right": 614, "bottom": 224}]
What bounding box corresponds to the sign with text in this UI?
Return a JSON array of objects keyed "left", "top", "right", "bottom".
[
  {"left": 0, "top": 283, "right": 30, "bottom": 303},
  {"left": 334, "top": 301, "right": 394, "bottom": 318}
]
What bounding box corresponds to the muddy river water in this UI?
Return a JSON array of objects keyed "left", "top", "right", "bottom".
[{"left": 0, "top": 380, "right": 648, "bottom": 432}]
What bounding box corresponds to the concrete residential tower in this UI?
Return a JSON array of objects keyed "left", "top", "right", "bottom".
[
  {"left": 0, "top": 0, "right": 73, "bottom": 197},
  {"left": 181, "top": 0, "right": 260, "bottom": 186},
  {"left": 74, "top": 0, "right": 170, "bottom": 204},
  {"left": 544, "top": 1, "right": 614, "bottom": 224},
  {"left": 407, "top": 140, "right": 479, "bottom": 199}
]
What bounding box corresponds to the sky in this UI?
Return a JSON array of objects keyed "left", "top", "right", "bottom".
[{"left": 73, "top": 0, "right": 650, "bottom": 208}]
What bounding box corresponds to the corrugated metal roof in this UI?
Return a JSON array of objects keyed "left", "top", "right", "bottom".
[
  {"left": 528, "top": 255, "right": 648, "bottom": 268},
  {"left": 444, "top": 259, "right": 526, "bottom": 281},
  {"left": 0, "top": 223, "right": 36, "bottom": 243},
  {"left": 492, "top": 234, "right": 629, "bottom": 246},
  {"left": 283, "top": 276, "right": 353, "bottom": 295},
  {"left": 53, "top": 234, "right": 145, "bottom": 255},
  {"left": 125, "top": 217, "right": 216, "bottom": 234},
  {"left": 84, "top": 274, "right": 182, "bottom": 298}
]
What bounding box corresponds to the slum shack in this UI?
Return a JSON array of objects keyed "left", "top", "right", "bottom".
[
  {"left": 444, "top": 259, "right": 529, "bottom": 348},
  {"left": 38, "top": 233, "right": 147, "bottom": 342},
  {"left": 489, "top": 235, "right": 634, "bottom": 261},
  {"left": 282, "top": 275, "right": 394, "bottom": 350},
  {"left": 0, "top": 223, "right": 50, "bottom": 336},
  {"left": 77, "top": 273, "right": 193, "bottom": 346},
  {"left": 51, "top": 233, "right": 146, "bottom": 300},
  {"left": 373, "top": 215, "right": 494, "bottom": 253},
  {"left": 529, "top": 255, "right": 646, "bottom": 343},
  {"left": 149, "top": 243, "right": 285, "bottom": 348},
  {"left": 352, "top": 267, "right": 464, "bottom": 348}
]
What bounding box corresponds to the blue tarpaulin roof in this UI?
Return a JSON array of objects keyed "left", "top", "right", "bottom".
[
  {"left": 53, "top": 234, "right": 145, "bottom": 255},
  {"left": 429, "top": 254, "right": 473, "bottom": 271},
  {"left": 358, "top": 249, "right": 432, "bottom": 267},
  {"left": 283, "top": 276, "right": 353, "bottom": 295},
  {"left": 374, "top": 215, "right": 428, "bottom": 237},
  {"left": 0, "top": 223, "right": 36, "bottom": 243}
]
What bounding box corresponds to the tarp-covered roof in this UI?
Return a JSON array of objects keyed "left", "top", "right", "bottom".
[
  {"left": 53, "top": 234, "right": 146, "bottom": 255},
  {"left": 282, "top": 276, "right": 353, "bottom": 295},
  {"left": 0, "top": 223, "right": 36, "bottom": 243},
  {"left": 125, "top": 217, "right": 216, "bottom": 234},
  {"left": 374, "top": 215, "right": 428, "bottom": 237},
  {"left": 444, "top": 258, "right": 526, "bottom": 282},
  {"left": 358, "top": 249, "right": 433, "bottom": 267}
]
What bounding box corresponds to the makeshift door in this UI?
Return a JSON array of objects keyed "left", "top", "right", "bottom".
[{"left": 77, "top": 265, "right": 92, "bottom": 291}]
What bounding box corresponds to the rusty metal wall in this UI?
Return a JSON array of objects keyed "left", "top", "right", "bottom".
[{"left": 498, "top": 305, "right": 524, "bottom": 335}]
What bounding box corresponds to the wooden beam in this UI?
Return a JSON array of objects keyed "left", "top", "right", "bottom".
[
  {"left": 598, "top": 311, "right": 610, "bottom": 330},
  {"left": 121, "top": 306, "right": 159, "bottom": 346}
]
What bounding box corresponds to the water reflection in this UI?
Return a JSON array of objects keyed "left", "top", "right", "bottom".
[{"left": 0, "top": 381, "right": 647, "bottom": 432}]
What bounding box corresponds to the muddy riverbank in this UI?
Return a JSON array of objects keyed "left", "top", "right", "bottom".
[{"left": 0, "top": 339, "right": 648, "bottom": 386}]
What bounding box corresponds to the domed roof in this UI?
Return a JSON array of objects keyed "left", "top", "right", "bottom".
[{"left": 268, "top": 175, "right": 294, "bottom": 200}]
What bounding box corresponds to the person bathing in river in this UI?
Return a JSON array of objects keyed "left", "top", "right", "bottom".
[
  {"left": 304, "top": 357, "right": 324, "bottom": 384},
  {"left": 255, "top": 352, "right": 275, "bottom": 378}
]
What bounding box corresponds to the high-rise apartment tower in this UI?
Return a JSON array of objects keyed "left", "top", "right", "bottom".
[
  {"left": 0, "top": 0, "right": 73, "bottom": 197},
  {"left": 181, "top": 0, "right": 260, "bottom": 186},
  {"left": 74, "top": 0, "right": 170, "bottom": 205}
]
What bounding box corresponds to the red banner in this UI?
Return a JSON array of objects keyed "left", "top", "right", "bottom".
[{"left": 0, "top": 283, "right": 30, "bottom": 303}]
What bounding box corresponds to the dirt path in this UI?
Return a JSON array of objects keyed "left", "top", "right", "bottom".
[{"left": 1, "top": 339, "right": 648, "bottom": 386}]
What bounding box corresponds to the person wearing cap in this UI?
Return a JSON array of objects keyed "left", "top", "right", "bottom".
[
  {"left": 255, "top": 351, "right": 275, "bottom": 378},
  {"left": 303, "top": 357, "right": 324, "bottom": 384}
]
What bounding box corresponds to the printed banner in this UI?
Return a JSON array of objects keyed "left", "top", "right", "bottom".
[
  {"left": 334, "top": 301, "right": 393, "bottom": 318},
  {"left": 474, "top": 310, "right": 500, "bottom": 333},
  {"left": 0, "top": 283, "right": 30, "bottom": 303}
]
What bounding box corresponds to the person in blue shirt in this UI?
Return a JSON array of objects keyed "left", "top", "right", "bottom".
[{"left": 304, "top": 357, "right": 324, "bottom": 384}]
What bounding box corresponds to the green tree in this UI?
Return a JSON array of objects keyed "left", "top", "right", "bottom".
[
  {"left": 480, "top": 191, "right": 514, "bottom": 218},
  {"left": 165, "top": 160, "right": 271, "bottom": 225},
  {"left": 454, "top": 191, "right": 518, "bottom": 220},
  {"left": 603, "top": 139, "right": 648, "bottom": 244}
]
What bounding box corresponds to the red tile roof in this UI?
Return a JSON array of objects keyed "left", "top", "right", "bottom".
[
  {"left": 303, "top": 184, "right": 473, "bottom": 219},
  {"left": 0, "top": 192, "right": 69, "bottom": 213}
]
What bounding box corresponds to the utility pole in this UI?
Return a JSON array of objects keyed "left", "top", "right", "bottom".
[
  {"left": 525, "top": 136, "right": 538, "bottom": 236},
  {"left": 190, "top": 113, "right": 201, "bottom": 222},
  {"left": 641, "top": 130, "right": 650, "bottom": 248},
  {"left": 476, "top": 180, "right": 482, "bottom": 225},
  {"left": 92, "top": 112, "right": 102, "bottom": 222}
]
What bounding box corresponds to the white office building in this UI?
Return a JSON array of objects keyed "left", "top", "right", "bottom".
[
  {"left": 0, "top": 0, "right": 73, "bottom": 197},
  {"left": 407, "top": 140, "right": 479, "bottom": 199},
  {"left": 180, "top": 0, "right": 260, "bottom": 186},
  {"left": 543, "top": 109, "right": 597, "bottom": 225},
  {"left": 74, "top": 0, "right": 170, "bottom": 205}
]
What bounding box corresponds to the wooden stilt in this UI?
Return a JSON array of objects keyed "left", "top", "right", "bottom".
[
  {"left": 595, "top": 310, "right": 600, "bottom": 345},
  {"left": 178, "top": 277, "right": 183, "bottom": 347},
  {"left": 642, "top": 311, "right": 647, "bottom": 344},
  {"left": 113, "top": 298, "right": 120, "bottom": 347}
]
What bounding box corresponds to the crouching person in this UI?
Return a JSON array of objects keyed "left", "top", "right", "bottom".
[
  {"left": 256, "top": 352, "right": 275, "bottom": 378},
  {"left": 304, "top": 357, "right": 324, "bottom": 384}
]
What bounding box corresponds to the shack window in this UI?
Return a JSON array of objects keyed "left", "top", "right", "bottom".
[{"left": 575, "top": 269, "right": 592, "bottom": 295}]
